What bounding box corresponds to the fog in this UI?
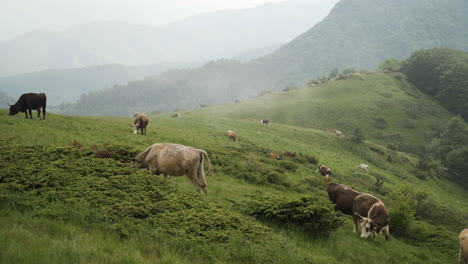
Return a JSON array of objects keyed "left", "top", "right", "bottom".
[{"left": 1, "top": 0, "right": 285, "bottom": 42}]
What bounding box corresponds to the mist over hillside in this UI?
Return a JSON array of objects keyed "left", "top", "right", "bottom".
[
  {"left": 64, "top": 0, "right": 468, "bottom": 116},
  {"left": 0, "top": 62, "right": 199, "bottom": 105},
  {"left": 0, "top": 0, "right": 338, "bottom": 77}
]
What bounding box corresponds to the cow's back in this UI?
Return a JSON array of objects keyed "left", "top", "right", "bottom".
[
  {"left": 353, "top": 193, "right": 380, "bottom": 216},
  {"left": 327, "top": 183, "right": 360, "bottom": 215},
  {"left": 19, "top": 93, "right": 47, "bottom": 109},
  {"left": 147, "top": 144, "right": 200, "bottom": 176}
]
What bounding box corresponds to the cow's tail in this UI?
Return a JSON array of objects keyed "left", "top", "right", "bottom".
[{"left": 200, "top": 150, "right": 212, "bottom": 177}]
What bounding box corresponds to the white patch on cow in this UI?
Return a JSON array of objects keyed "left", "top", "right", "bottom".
[{"left": 133, "top": 125, "right": 138, "bottom": 134}]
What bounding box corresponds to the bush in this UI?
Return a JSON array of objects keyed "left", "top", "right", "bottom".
[
  {"left": 372, "top": 117, "right": 388, "bottom": 129},
  {"left": 239, "top": 193, "right": 344, "bottom": 236}
]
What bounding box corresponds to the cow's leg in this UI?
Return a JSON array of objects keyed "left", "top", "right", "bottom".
[
  {"left": 383, "top": 225, "right": 390, "bottom": 242},
  {"left": 43, "top": 106, "right": 46, "bottom": 120},
  {"left": 186, "top": 167, "right": 204, "bottom": 194},
  {"left": 37, "top": 109, "right": 41, "bottom": 119},
  {"left": 353, "top": 215, "right": 358, "bottom": 233},
  {"left": 196, "top": 160, "right": 208, "bottom": 195},
  {"left": 28, "top": 108, "right": 32, "bottom": 119}
]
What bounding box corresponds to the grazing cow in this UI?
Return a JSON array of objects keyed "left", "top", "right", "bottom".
[
  {"left": 353, "top": 193, "right": 390, "bottom": 241},
  {"left": 317, "top": 165, "right": 333, "bottom": 178},
  {"left": 9, "top": 93, "right": 47, "bottom": 120},
  {"left": 355, "top": 163, "right": 369, "bottom": 173},
  {"left": 227, "top": 130, "right": 239, "bottom": 143},
  {"left": 332, "top": 129, "right": 343, "bottom": 137},
  {"left": 261, "top": 118, "right": 270, "bottom": 127},
  {"left": 327, "top": 183, "right": 361, "bottom": 215},
  {"left": 460, "top": 229, "right": 468, "bottom": 264},
  {"left": 133, "top": 113, "right": 149, "bottom": 135},
  {"left": 172, "top": 113, "right": 180, "bottom": 118},
  {"left": 269, "top": 152, "right": 280, "bottom": 160},
  {"left": 135, "top": 143, "right": 211, "bottom": 195}
]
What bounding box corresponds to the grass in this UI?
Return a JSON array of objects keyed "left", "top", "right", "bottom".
[{"left": 0, "top": 72, "right": 466, "bottom": 263}]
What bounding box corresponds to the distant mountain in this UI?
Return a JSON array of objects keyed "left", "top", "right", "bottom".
[
  {"left": 232, "top": 44, "right": 281, "bottom": 62},
  {"left": 0, "top": 63, "right": 198, "bottom": 105},
  {"left": 0, "top": 0, "right": 338, "bottom": 77},
  {"left": 65, "top": 0, "right": 468, "bottom": 116},
  {"left": 0, "top": 90, "right": 14, "bottom": 108}
]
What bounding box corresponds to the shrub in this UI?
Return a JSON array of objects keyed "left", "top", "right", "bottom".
[
  {"left": 387, "top": 144, "right": 398, "bottom": 151},
  {"left": 372, "top": 117, "right": 388, "bottom": 129},
  {"left": 239, "top": 193, "right": 344, "bottom": 236}
]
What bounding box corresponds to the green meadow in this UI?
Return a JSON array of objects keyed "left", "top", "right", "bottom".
[{"left": 0, "top": 72, "right": 466, "bottom": 263}]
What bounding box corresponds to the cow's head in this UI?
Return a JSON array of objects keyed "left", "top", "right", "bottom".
[
  {"left": 356, "top": 213, "right": 378, "bottom": 238},
  {"left": 9, "top": 104, "right": 20, "bottom": 116}
]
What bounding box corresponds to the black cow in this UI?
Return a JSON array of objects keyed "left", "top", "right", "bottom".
[
  {"left": 9, "top": 93, "right": 47, "bottom": 120},
  {"left": 327, "top": 183, "right": 361, "bottom": 215}
]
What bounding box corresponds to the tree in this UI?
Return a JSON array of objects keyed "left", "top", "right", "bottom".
[
  {"left": 328, "top": 68, "right": 339, "bottom": 80},
  {"left": 351, "top": 128, "right": 366, "bottom": 143},
  {"left": 378, "top": 58, "right": 402, "bottom": 72}
]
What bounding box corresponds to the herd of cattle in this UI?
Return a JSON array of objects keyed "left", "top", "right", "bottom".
[{"left": 7, "top": 93, "right": 467, "bottom": 260}]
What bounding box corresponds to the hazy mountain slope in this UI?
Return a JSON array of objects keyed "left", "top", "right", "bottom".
[
  {"left": 67, "top": 0, "right": 468, "bottom": 116},
  {"left": 0, "top": 0, "right": 338, "bottom": 77},
  {"left": 232, "top": 44, "right": 281, "bottom": 62},
  {"left": 258, "top": 0, "right": 468, "bottom": 85},
  {"left": 0, "top": 62, "right": 198, "bottom": 105},
  {"left": 0, "top": 30, "right": 107, "bottom": 77}
]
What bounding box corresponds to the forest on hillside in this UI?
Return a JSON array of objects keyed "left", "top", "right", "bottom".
[{"left": 379, "top": 47, "right": 468, "bottom": 189}]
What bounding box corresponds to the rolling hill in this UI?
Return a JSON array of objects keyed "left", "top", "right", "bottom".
[
  {"left": 0, "top": 69, "right": 466, "bottom": 263},
  {"left": 64, "top": 0, "right": 468, "bottom": 116}
]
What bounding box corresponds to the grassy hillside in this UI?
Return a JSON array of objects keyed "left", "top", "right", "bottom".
[
  {"left": 1, "top": 107, "right": 466, "bottom": 263},
  {"left": 197, "top": 72, "right": 452, "bottom": 151}
]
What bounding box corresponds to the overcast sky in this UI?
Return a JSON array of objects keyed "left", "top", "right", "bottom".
[{"left": 1, "top": 0, "right": 284, "bottom": 42}]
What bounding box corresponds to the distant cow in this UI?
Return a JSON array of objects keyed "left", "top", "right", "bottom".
[
  {"left": 261, "top": 118, "right": 270, "bottom": 126},
  {"left": 327, "top": 183, "right": 361, "bottom": 215},
  {"left": 269, "top": 152, "right": 280, "bottom": 160},
  {"left": 133, "top": 113, "right": 149, "bottom": 135},
  {"left": 332, "top": 129, "right": 343, "bottom": 137},
  {"left": 135, "top": 143, "right": 212, "bottom": 195},
  {"left": 317, "top": 165, "right": 332, "bottom": 178},
  {"left": 172, "top": 113, "right": 180, "bottom": 118},
  {"left": 9, "top": 93, "right": 47, "bottom": 120},
  {"left": 355, "top": 163, "right": 369, "bottom": 173},
  {"left": 353, "top": 193, "right": 390, "bottom": 241},
  {"left": 227, "top": 130, "right": 239, "bottom": 143},
  {"left": 460, "top": 229, "right": 468, "bottom": 264}
]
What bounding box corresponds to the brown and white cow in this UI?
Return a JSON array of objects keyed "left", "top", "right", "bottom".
[
  {"left": 261, "top": 118, "right": 270, "bottom": 127},
  {"left": 227, "top": 130, "right": 239, "bottom": 143},
  {"left": 460, "top": 229, "right": 468, "bottom": 264},
  {"left": 135, "top": 143, "right": 212, "bottom": 195},
  {"left": 317, "top": 165, "right": 333, "bottom": 178},
  {"left": 269, "top": 152, "right": 280, "bottom": 160},
  {"left": 327, "top": 183, "right": 361, "bottom": 216},
  {"left": 353, "top": 193, "right": 390, "bottom": 241},
  {"left": 332, "top": 129, "right": 343, "bottom": 138},
  {"left": 133, "top": 113, "right": 149, "bottom": 135}
]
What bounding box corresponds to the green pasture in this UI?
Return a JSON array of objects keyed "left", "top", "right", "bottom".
[{"left": 0, "top": 72, "right": 466, "bottom": 263}]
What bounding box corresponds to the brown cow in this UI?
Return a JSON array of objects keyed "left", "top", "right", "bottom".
[
  {"left": 227, "top": 130, "right": 239, "bottom": 143},
  {"left": 353, "top": 193, "right": 390, "bottom": 241},
  {"left": 133, "top": 113, "right": 149, "bottom": 135},
  {"left": 269, "top": 152, "right": 280, "bottom": 160},
  {"left": 135, "top": 143, "right": 211, "bottom": 195},
  {"left": 460, "top": 229, "right": 468, "bottom": 264},
  {"left": 172, "top": 113, "right": 181, "bottom": 118},
  {"left": 327, "top": 183, "right": 361, "bottom": 216},
  {"left": 317, "top": 165, "right": 332, "bottom": 178}
]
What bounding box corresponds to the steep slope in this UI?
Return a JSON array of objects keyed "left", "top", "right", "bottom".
[
  {"left": 258, "top": 0, "right": 468, "bottom": 85},
  {"left": 67, "top": 0, "right": 468, "bottom": 116}
]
